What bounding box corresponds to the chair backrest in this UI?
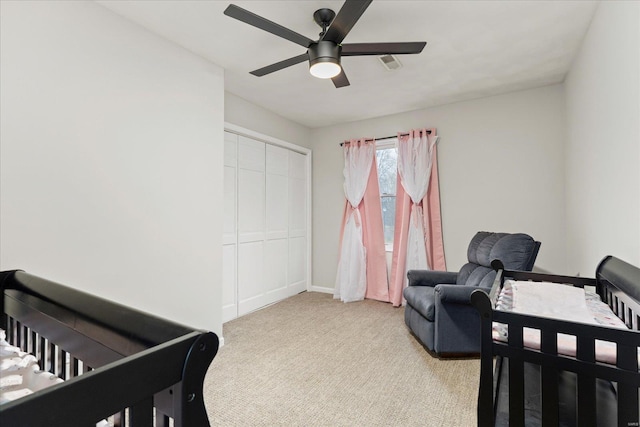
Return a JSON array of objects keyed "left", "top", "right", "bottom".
[{"left": 456, "top": 232, "right": 541, "bottom": 289}]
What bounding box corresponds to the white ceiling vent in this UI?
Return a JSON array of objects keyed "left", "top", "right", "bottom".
[{"left": 378, "top": 54, "right": 402, "bottom": 71}]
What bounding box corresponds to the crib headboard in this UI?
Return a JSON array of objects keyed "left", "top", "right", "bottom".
[{"left": 596, "top": 255, "right": 640, "bottom": 331}]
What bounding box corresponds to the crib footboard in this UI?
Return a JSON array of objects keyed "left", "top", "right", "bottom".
[
  {"left": 1, "top": 270, "right": 219, "bottom": 426},
  {"left": 471, "top": 256, "right": 640, "bottom": 427}
]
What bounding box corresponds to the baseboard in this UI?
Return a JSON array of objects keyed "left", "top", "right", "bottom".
[
  {"left": 218, "top": 335, "right": 225, "bottom": 349},
  {"left": 309, "top": 285, "right": 334, "bottom": 294}
]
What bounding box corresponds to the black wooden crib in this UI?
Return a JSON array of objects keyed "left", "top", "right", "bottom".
[
  {"left": 471, "top": 256, "right": 640, "bottom": 427},
  {"left": 1, "top": 270, "right": 219, "bottom": 426}
]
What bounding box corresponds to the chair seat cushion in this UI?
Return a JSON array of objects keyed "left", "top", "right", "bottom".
[{"left": 403, "top": 286, "right": 436, "bottom": 321}]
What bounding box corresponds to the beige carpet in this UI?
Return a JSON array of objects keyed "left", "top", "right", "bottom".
[{"left": 204, "top": 292, "right": 479, "bottom": 426}]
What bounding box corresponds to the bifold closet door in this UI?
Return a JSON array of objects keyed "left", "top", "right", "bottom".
[
  {"left": 288, "top": 151, "right": 307, "bottom": 294},
  {"left": 237, "top": 136, "right": 267, "bottom": 316},
  {"left": 264, "top": 145, "right": 290, "bottom": 302},
  {"left": 222, "top": 132, "right": 238, "bottom": 322},
  {"left": 223, "top": 131, "right": 308, "bottom": 322}
]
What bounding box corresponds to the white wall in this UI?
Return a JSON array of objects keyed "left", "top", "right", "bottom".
[
  {"left": 312, "top": 85, "right": 567, "bottom": 288},
  {"left": 225, "top": 92, "right": 312, "bottom": 148},
  {"left": 0, "top": 1, "right": 225, "bottom": 336},
  {"left": 564, "top": 1, "right": 640, "bottom": 276}
]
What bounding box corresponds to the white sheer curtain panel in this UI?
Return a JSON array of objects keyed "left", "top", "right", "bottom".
[
  {"left": 334, "top": 140, "right": 375, "bottom": 302},
  {"left": 396, "top": 132, "right": 438, "bottom": 277}
]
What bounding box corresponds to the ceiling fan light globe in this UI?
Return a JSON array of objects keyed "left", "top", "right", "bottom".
[{"left": 310, "top": 61, "right": 341, "bottom": 79}]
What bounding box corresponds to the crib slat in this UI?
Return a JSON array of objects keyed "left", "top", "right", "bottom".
[
  {"left": 15, "top": 320, "right": 22, "bottom": 348},
  {"left": 72, "top": 357, "right": 80, "bottom": 378},
  {"left": 40, "top": 336, "right": 47, "bottom": 367},
  {"left": 23, "top": 325, "right": 29, "bottom": 351},
  {"left": 30, "top": 330, "right": 37, "bottom": 355},
  {"left": 59, "top": 349, "right": 68, "bottom": 380},
  {"left": 130, "top": 397, "right": 154, "bottom": 427},
  {"left": 540, "top": 367, "right": 559, "bottom": 426},
  {"left": 508, "top": 326, "right": 525, "bottom": 426},
  {"left": 617, "top": 383, "right": 639, "bottom": 427},
  {"left": 540, "top": 329, "right": 559, "bottom": 426},
  {"left": 22, "top": 324, "right": 28, "bottom": 351},
  {"left": 33, "top": 332, "right": 41, "bottom": 361},
  {"left": 617, "top": 381, "right": 639, "bottom": 427},
  {"left": 8, "top": 317, "right": 15, "bottom": 344},
  {"left": 576, "top": 335, "right": 596, "bottom": 427},
  {"left": 617, "top": 343, "right": 640, "bottom": 427}
]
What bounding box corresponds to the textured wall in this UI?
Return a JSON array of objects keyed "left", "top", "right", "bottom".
[
  {"left": 564, "top": 1, "right": 640, "bottom": 276},
  {"left": 311, "top": 85, "right": 567, "bottom": 289},
  {"left": 0, "top": 1, "right": 225, "bottom": 335}
]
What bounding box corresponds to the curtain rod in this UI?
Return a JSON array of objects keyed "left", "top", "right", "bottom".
[{"left": 339, "top": 130, "right": 431, "bottom": 146}]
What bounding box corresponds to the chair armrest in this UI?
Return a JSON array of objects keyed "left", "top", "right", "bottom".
[
  {"left": 433, "top": 284, "right": 486, "bottom": 354},
  {"left": 434, "top": 284, "right": 478, "bottom": 304},
  {"left": 407, "top": 270, "right": 458, "bottom": 287}
]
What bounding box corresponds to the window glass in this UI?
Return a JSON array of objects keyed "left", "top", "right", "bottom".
[{"left": 376, "top": 144, "right": 397, "bottom": 248}]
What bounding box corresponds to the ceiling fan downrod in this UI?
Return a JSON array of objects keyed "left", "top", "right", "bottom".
[{"left": 313, "top": 8, "right": 336, "bottom": 38}]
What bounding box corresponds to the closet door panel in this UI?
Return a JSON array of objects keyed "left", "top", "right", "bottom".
[
  {"left": 223, "top": 132, "right": 238, "bottom": 321},
  {"left": 238, "top": 137, "right": 265, "bottom": 244},
  {"left": 237, "top": 168, "right": 265, "bottom": 243},
  {"left": 289, "top": 151, "right": 306, "bottom": 179},
  {"left": 265, "top": 239, "right": 288, "bottom": 294},
  {"left": 223, "top": 166, "right": 236, "bottom": 245},
  {"left": 288, "top": 236, "right": 306, "bottom": 293},
  {"left": 289, "top": 150, "right": 306, "bottom": 238},
  {"left": 288, "top": 176, "right": 306, "bottom": 238},
  {"left": 224, "top": 132, "right": 238, "bottom": 166},
  {"left": 238, "top": 136, "right": 265, "bottom": 171},
  {"left": 266, "top": 174, "right": 288, "bottom": 239},
  {"left": 266, "top": 145, "right": 289, "bottom": 175},
  {"left": 222, "top": 244, "right": 237, "bottom": 323},
  {"left": 237, "top": 240, "right": 266, "bottom": 315}
]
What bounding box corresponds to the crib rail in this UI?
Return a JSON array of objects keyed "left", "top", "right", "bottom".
[
  {"left": 472, "top": 256, "right": 640, "bottom": 427},
  {"left": 1, "top": 270, "right": 218, "bottom": 427}
]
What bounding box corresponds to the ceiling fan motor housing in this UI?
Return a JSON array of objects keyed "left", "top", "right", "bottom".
[{"left": 308, "top": 41, "right": 342, "bottom": 68}]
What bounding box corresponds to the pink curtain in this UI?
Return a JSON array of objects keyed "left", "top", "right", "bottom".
[
  {"left": 389, "top": 129, "right": 446, "bottom": 307},
  {"left": 336, "top": 139, "right": 389, "bottom": 302}
]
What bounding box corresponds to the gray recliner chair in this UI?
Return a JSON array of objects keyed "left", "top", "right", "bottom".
[{"left": 403, "top": 231, "right": 540, "bottom": 357}]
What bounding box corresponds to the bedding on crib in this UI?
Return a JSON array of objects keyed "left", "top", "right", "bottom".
[
  {"left": 492, "top": 280, "right": 639, "bottom": 365},
  {"left": 0, "top": 328, "right": 110, "bottom": 426},
  {"left": 472, "top": 256, "right": 640, "bottom": 427},
  {"left": 0, "top": 328, "right": 63, "bottom": 404}
]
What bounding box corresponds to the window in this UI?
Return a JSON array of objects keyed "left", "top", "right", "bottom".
[{"left": 376, "top": 140, "right": 397, "bottom": 251}]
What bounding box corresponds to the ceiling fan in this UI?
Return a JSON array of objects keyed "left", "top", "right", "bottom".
[{"left": 224, "top": 0, "right": 426, "bottom": 88}]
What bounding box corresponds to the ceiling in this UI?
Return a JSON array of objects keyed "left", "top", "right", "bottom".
[{"left": 96, "top": 0, "right": 599, "bottom": 129}]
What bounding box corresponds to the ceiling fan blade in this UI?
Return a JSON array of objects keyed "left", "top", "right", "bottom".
[
  {"left": 224, "top": 4, "right": 315, "bottom": 48},
  {"left": 322, "top": 0, "right": 372, "bottom": 44},
  {"left": 250, "top": 53, "right": 310, "bottom": 77},
  {"left": 341, "top": 42, "right": 427, "bottom": 56},
  {"left": 332, "top": 69, "right": 350, "bottom": 88}
]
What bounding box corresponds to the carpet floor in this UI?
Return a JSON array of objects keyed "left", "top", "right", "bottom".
[{"left": 203, "top": 292, "right": 479, "bottom": 426}]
